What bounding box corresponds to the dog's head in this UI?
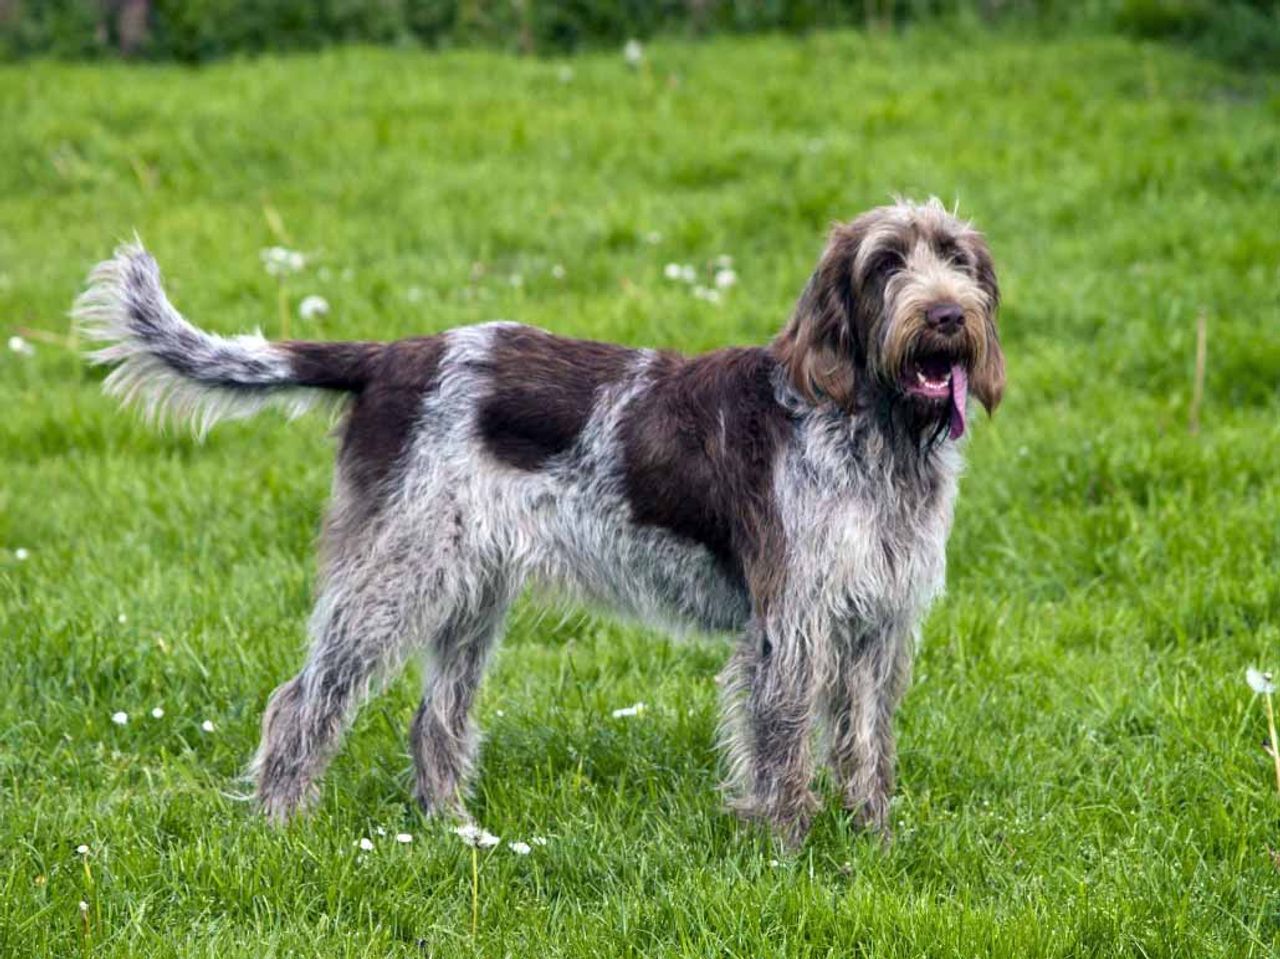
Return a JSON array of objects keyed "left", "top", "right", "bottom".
[{"left": 774, "top": 198, "right": 1004, "bottom": 439}]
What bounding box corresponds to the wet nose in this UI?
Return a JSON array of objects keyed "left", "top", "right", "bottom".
[{"left": 926, "top": 303, "right": 965, "bottom": 334}]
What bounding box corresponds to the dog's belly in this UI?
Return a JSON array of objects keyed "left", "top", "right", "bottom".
[{"left": 526, "top": 487, "right": 751, "bottom": 635}]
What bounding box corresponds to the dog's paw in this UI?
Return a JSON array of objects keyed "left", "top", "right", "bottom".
[{"left": 728, "top": 789, "right": 821, "bottom": 848}]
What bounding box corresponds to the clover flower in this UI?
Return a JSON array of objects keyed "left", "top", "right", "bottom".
[
  {"left": 508, "top": 841, "right": 531, "bottom": 855},
  {"left": 8, "top": 335, "right": 34, "bottom": 356},
  {"left": 111, "top": 711, "right": 128, "bottom": 726},
  {"left": 260, "top": 247, "right": 306, "bottom": 277},
  {"left": 1248, "top": 666, "right": 1280, "bottom": 794},
  {"left": 298, "top": 295, "right": 329, "bottom": 320},
  {"left": 455, "top": 824, "right": 500, "bottom": 848},
  {"left": 611, "top": 702, "right": 645, "bottom": 719},
  {"left": 623, "top": 39, "right": 644, "bottom": 68},
  {"left": 664, "top": 263, "right": 697, "bottom": 284},
  {"left": 1247, "top": 668, "right": 1275, "bottom": 695}
]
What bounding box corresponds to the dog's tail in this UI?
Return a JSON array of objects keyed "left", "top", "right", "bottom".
[{"left": 74, "top": 242, "right": 382, "bottom": 437}]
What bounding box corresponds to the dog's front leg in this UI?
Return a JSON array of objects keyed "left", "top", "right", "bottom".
[
  {"left": 719, "top": 617, "right": 822, "bottom": 847},
  {"left": 822, "top": 624, "right": 914, "bottom": 839}
]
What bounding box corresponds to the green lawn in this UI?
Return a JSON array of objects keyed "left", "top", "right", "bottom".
[{"left": 3, "top": 27, "right": 1280, "bottom": 957}]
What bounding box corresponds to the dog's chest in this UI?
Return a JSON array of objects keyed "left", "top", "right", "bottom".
[{"left": 785, "top": 428, "right": 960, "bottom": 627}]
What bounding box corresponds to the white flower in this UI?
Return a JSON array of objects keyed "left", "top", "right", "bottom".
[
  {"left": 14, "top": 548, "right": 29, "bottom": 561},
  {"left": 76, "top": 844, "right": 90, "bottom": 855},
  {"left": 1247, "top": 668, "right": 1276, "bottom": 695},
  {"left": 692, "top": 286, "right": 722, "bottom": 304},
  {"left": 78, "top": 900, "right": 89, "bottom": 914},
  {"left": 508, "top": 841, "right": 531, "bottom": 855},
  {"left": 111, "top": 711, "right": 128, "bottom": 726},
  {"left": 663, "top": 263, "right": 682, "bottom": 280},
  {"left": 611, "top": 702, "right": 645, "bottom": 719},
  {"left": 375, "top": 826, "right": 386, "bottom": 836},
  {"left": 201, "top": 719, "right": 215, "bottom": 733},
  {"left": 714, "top": 254, "right": 734, "bottom": 269},
  {"left": 454, "top": 824, "right": 499, "bottom": 847},
  {"left": 8, "top": 335, "right": 34, "bottom": 356},
  {"left": 714, "top": 268, "right": 737, "bottom": 289},
  {"left": 260, "top": 246, "right": 306, "bottom": 277},
  {"left": 395, "top": 833, "right": 413, "bottom": 844},
  {"left": 550, "top": 264, "right": 566, "bottom": 280},
  {"left": 679, "top": 264, "right": 697, "bottom": 284},
  {"left": 644, "top": 231, "right": 663, "bottom": 245},
  {"left": 405, "top": 285, "right": 424, "bottom": 303},
  {"left": 298, "top": 295, "right": 329, "bottom": 320},
  {"left": 150, "top": 706, "right": 164, "bottom": 719},
  {"left": 530, "top": 836, "right": 548, "bottom": 846},
  {"left": 117, "top": 613, "right": 127, "bottom": 624},
  {"left": 623, "top": 39, "right": 644, "bottom": 67},
  {"left": 357, "top": 837, "right": 374, "bottom": 852}
]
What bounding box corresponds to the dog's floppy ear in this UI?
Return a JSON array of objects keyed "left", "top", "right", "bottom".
[
  {"left": 964, "top": 231, "right": 1005, "bottom": 414},
  {"left": 773, "top": 224, "right": 863, "bottom": 410}
]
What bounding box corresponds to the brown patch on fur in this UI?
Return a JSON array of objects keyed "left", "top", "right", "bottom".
[
  {"left": 620, "top": 348, "right": 791, "bottom": 613},
  {"left": 959, "top": 230, "right": 1005, "bottom": 413},
  {"left": 477, "top": 326, "right": 634, "bottom": 471},
  {"left": 335, "top": 336, "right": 447, "bottom": 500},
  {"left": 285, "top": 340, "right": 384, "bottom": 392},
  {"left": 771, "top": 223, "right": 866, "bottom": 411}
]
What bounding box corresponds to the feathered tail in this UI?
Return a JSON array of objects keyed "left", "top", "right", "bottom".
[{"left": 73, "top": 242, "right": 379, "bottom": 436}]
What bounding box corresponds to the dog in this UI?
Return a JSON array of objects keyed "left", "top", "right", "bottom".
[{"left": 75, "top": 198, "right": 1003, "bottom": 845}]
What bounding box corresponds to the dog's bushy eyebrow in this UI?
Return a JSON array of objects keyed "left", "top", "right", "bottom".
[{"left": 930, "top": 235, "right": 965, "bottom": 260}]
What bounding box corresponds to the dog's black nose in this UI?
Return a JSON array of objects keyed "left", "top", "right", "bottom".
[{"left": 925, "top": 303, "right": 965, "bottom": 334}]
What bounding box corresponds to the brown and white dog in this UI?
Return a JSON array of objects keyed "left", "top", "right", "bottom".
[{"left": 76, "top": 198, "right": 1003, "bottom": 845}]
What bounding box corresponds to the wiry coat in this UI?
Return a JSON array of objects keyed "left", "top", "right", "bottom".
[{"left": 74, "top": 199, "right": 1004, "bottom": 845}]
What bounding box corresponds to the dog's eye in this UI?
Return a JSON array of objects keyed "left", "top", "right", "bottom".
[
  {"left": 938, "top": 243, "right": 969, "bottom": 270},
  {"left": 870, "top": 253, "right": 902, "bottom": 279}
]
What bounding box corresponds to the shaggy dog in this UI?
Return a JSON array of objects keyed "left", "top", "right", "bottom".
[{"left": 75, "top": 198, "right": 1003, "bottom": 845}]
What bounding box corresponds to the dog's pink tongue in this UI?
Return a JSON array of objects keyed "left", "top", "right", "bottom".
[{"left": 948, "top": 365, "right": 968, "bottom": 440}]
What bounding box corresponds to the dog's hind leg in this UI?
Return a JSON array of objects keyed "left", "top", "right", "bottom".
[
  {"left": 251, "top": 522, "right": 437, "bottom": 823},
  {"left": 409, "top": 574, "right": 515, "bottom": 820}
]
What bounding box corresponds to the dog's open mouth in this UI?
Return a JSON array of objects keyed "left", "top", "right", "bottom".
[{"left": 902, "top": 353, "right": 969, "bottom": 440}]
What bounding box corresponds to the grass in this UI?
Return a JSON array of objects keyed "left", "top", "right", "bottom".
[{"left": 2, "top": 26, "right": 1280, "bottom": 957}]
